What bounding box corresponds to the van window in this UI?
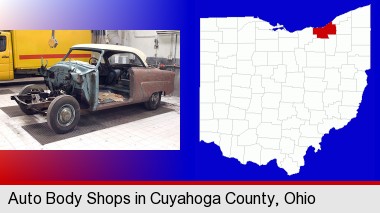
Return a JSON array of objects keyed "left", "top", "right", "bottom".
[{"left": 0, "top": 36, "right": 6, "bottom": 52}]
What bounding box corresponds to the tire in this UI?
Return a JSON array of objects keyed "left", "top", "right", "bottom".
[
  {"left": 18, "top": 84, "right": 44, "bottom": 115},
  {"left": 144, "top": 92, "right": 161, "bottom": 110},
  {"left": 47, "top": 95, "right": 80, "bottom": 134}
]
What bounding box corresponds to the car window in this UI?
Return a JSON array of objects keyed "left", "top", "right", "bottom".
[
  {"left": 108, "top": 53, "right": 143, "bottom": 66},
  {"left": 0, "top": 36, "right": 6, "bottom": 52}
]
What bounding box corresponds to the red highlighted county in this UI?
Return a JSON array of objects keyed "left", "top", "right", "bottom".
[{"left": 313, "top": 22, "right": 336, "bottom": 39}]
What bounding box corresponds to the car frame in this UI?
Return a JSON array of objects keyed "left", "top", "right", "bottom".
[{"left": 11, "top": 44, "right": 175, "bottom": 134}]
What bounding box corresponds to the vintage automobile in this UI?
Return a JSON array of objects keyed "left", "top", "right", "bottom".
[{"left": 11, "top": 44, "right": 175, "bottom": 134}]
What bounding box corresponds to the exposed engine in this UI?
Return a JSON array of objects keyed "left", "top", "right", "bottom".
[
  {"left": 39, "top": 60, "right": 95, "bottom": 96},
  {"left": 47, "top": 67, "right": 74, "bottom": 94}
]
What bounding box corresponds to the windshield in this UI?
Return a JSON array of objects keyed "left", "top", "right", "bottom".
[{"left": 63, "top": 49, "right": 103, "bottom": 65}]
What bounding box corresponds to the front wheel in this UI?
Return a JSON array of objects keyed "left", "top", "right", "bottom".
[
  {"left": 47, "top": 95, "right": 80, "bottom": 134},
  {"left": 144, "top": 92, "right": 161, "bottom": 110}
]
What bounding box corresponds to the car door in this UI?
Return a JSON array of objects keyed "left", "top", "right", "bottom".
[{"left": 0, "top": 32, "right": 11, "bottom": 80}]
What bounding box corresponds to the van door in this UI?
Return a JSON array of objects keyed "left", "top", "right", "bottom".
[{"left": 0, "top": 32, "right": 11, "bottom": 80}]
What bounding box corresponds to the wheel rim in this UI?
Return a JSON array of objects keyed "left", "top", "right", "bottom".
[
  {"left": 57, "top": 104, "right": 75, "bottom": 127},
  {"left": 151, "top": 93, "right": 159, "bottom": 104}
]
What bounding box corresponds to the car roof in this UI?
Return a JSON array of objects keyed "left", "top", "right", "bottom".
[{"left": 71, "top": 44, "right": 148, "bottom": 67}]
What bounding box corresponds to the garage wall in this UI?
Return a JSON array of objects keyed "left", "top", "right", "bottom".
[
  {"left": 122, "top": 30, "right": 180, "bottom": 97},
  {"left": 101, "top": 30, "right": 180, "bottom": 64},
  {"left": 127, "top": 31, "right": 179, "bottom": 59}
]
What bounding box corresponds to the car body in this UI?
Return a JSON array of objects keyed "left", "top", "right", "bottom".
[{"left": 11, "top": 44, "right": 175, "bottom": 133}]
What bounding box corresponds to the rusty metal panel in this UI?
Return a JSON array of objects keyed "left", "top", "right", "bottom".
[{"left": 130, "top": 67, "right": 175, "bottom": 102}]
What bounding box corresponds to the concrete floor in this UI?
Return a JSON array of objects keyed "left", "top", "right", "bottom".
[{"left": 0, "top": 84, "right": 180, "bottom": 150}]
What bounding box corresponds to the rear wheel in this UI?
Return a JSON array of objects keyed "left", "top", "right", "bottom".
[
  {"left": 18, "top": 84, "right": 44, "bottom": 115},
  {"left": 144, "top": 92, "right": 161, "bottom": 110},
  {"left": 47, "top": 95, "right": 80, "bottom": 134}
]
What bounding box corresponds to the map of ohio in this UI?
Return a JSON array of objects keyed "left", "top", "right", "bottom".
[{"left": 200, "top": 5, "right": 371, "bottom": 175}]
